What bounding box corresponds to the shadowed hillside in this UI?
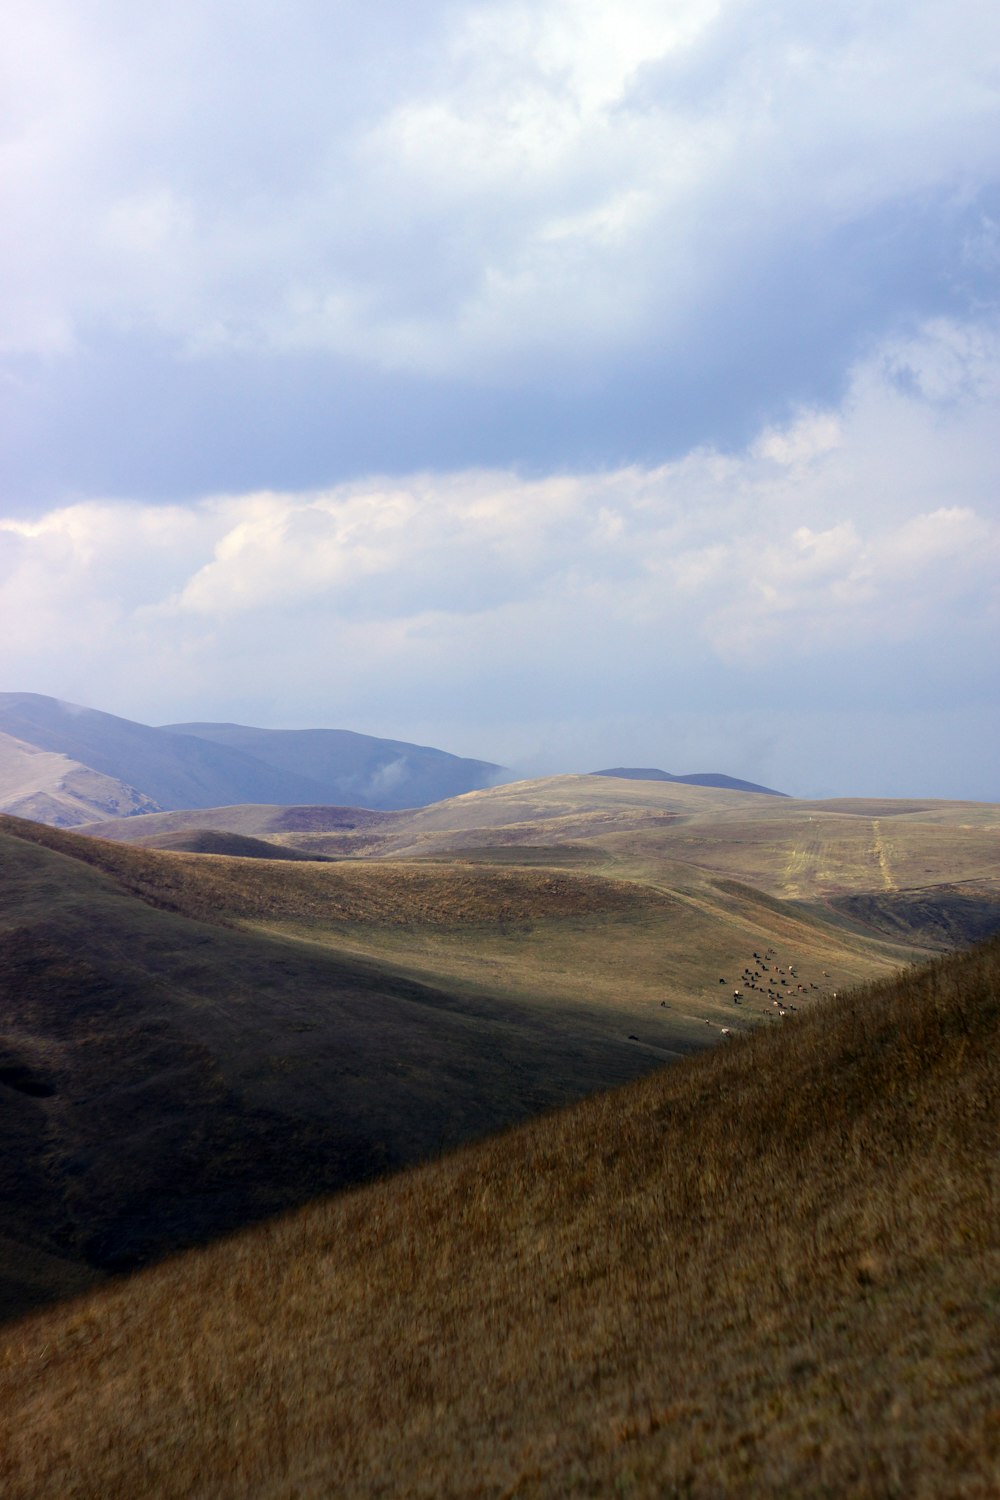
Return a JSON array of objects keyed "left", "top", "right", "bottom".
[
  {"left": 137, "top": 828, "right": 337, "bottom": 860},
  {"left": 0, "top": 816, "right": 688, "bottom": 1321},
  {"left": 1, "top": 936, "right": 996, "bottom": 1497}
]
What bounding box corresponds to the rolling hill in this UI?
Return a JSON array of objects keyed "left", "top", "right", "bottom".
[
  {"left": 8, "top": 762, "right": 995, "bottom": 1325},
  {"left": 0, "top": 813, "right": 714, "bottom": 1319},
  {"left": 1, "top": 933, "right": 996, "bottom": 1497},
  {"left": 85, "top": 773, "right": 1000, "bottom": 944}
]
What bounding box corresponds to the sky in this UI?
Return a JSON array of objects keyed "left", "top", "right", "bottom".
[{"left": 2, "top": 0, "right": 999, "bottom": 799}]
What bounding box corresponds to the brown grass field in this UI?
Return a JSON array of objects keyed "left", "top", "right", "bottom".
[
  {"left": 4, "top": 777, "right": 1000, "bottom": 1493},
  {"left": 5, "top": 778, "right": 999, "bottom": 1329},
  {"left": 4, "top": 814, "right": 710, "bottom": 1323},
  {"left": 86, "top": 773, "right": 1000, "bottom": 910},
  {"left": 0, "top": 935, "right": 997, "bottom": 1497}
]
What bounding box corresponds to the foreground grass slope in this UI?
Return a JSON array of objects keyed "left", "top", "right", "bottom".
[{"left": 2, "top": 938, "right": 997, "bottom": 1498}]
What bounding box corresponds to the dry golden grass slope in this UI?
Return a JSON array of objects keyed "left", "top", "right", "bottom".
[
  {"left": 7, "top": 779, "right": 998, "bottom": 1329},
  {"left": 1, "top": 815, "right": 696, "bottom": 1322},
  {"left": 1, "top": 937, "right": 997, "bottom": 1498},
  {"left": 77, "top": 776, "right": 1000, "bottom": 1043},
  {"left": 86, "top": 772, "right": 1000, "bottom": 908},
  {"left": 43, "top": 804, "right": 941, "bottom": 1055}
]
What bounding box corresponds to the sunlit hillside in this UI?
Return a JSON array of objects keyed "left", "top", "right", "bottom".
[
  {"left": 82, "top": 775, "right": 1000, "bottom": 1028},
  {"left": 2, "top": 937, "right": 997, "bottom": 1497},
  {"left": 88, "top": 774, "right": 1000, "bottom": 909}
]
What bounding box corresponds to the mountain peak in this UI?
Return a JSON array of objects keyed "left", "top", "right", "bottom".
[{"left": 591, "top": 767, "right": 788, "bottom": 796}]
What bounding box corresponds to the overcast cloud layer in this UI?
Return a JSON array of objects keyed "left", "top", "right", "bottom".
[{"left": 2, "top": 1, "right": 999, "bottom": 796}]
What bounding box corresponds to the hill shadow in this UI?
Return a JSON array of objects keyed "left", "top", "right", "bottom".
[{"left": 0, "top": 818, "right": 694, "bottom": 1324}]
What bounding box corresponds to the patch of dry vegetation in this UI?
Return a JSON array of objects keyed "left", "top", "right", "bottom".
[
  {"left": 2, "top": 939, "right": 997, "bottom": 1497},
  {"left": 1, "top": 814, "right": 671, "bottom": 930},
  {"left": 76, "top": 779, "right": 1000, "bottom": 934}
]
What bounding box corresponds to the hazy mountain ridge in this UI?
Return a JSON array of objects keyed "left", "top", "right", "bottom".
[
  {"left": 593, "top": 766, "right": 788, "bottom": 795},
  {"left": 0, "top": 694, "right": 802, "bottom": 829},
  {"left": 164, "top": 721, "right": 502, "bottom": 810},
  {"left": 0, "top": 695, "right": 502, "bottom": 823},
  {"left": 0, "top": 729, "right": 160, "bottom": 826}
]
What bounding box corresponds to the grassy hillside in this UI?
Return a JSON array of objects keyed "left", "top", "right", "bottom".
[
  {"left": 2, "top": 788, "right": 952, "bottom": 1322},
  {"left": 80, "top": 777, "right": 1000, "bottom": 1023},
  {"left": 1, "top": 936, "right": 996, "bottom": 1497},
  {"left": 86, "top": 776, "right": 1000, "bottom": 913},
  {"left": 45, "top": 811, "right": 929, "bottom": 1042},
  {"left": 0, "top": 817, "right": 685, "bottom": 1321}
]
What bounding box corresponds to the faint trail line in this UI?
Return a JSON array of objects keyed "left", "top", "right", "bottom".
[{"left": 871, "top": 820, "right": 896, "bottom": 891}]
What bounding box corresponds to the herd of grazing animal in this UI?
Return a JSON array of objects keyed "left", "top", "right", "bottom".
[
  {"left": 639, "top": 949, "right": 839, "bottom": 1044},
  {"left": 709, "top": 946, "right": 833, "bottom": 1034}
]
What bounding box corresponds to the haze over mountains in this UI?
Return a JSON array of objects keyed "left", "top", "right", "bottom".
[
  {"left": 593, "top": 767, "right": 787, "bottom": 796},
  {"left": 0, "top": 692, "right": 799, "bottom": 829},
  {"left": 0, "top": 693, "right": 501, "bottom": 824}
]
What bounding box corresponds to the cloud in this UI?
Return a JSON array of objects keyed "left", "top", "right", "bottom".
[
  {"left": 2, "top": 0, "right": 998, "bottom": 511},
  {"left": 2, "top": 315, "right": 997, "bottom": 797},
  {"left": 2, "top": 0, "right": 997, "bottom": 380}
]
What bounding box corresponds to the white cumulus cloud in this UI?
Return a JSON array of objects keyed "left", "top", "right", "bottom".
[{"left": 1, "top": 315, "right": 997, "bottom": 798}]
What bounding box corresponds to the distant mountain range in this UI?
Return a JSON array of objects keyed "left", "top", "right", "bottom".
[
  {"left": 0, "top": 694, "right": 501, "bottom": 825},
  {"left": 593, "top": 767, "right": 787, "bottom": 796},
  {"left": 0, "top": 693, "right": 789, "bottom": 828}
]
